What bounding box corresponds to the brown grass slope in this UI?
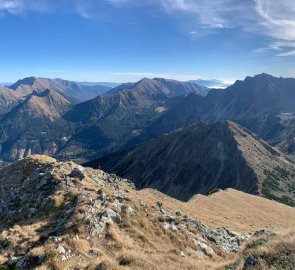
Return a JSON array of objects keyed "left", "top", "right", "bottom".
[
  {"left": 0, "top": 155, "right": 294, "bottom": 270},
  {"left": 0, "top": 86, "right": 24, "bottom": 116},
  {"left": 224, "top": 230, "right": 295, "bottom": 270}
]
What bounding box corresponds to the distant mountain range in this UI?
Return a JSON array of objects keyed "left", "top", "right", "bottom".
[
  {"left": 0, "top": 76, "right": 208, "bottom": 162},
  {"left": 61, "top": 78, "right": 209, "bottom": 161},
  {"left": 78, "top": 81, "right": 121, "bottom": 88},
  {"left": 9, "top": 77, "right": 112, "bottom": 103},
  {"left": 0, "top": 82, "right": 12, "bottom": 86},
  {"left": 190, "top": 79, "right": 232, "bottom": 88},
  {"left": 145, "top": 74, "right": 295, "bottom": 155}
]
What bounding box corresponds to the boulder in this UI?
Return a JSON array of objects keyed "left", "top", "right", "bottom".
[
  {"left": 101, "top": 209, "right": 121, "bottom": 224},
  {"left": 68, "top": 167, "right": 85, "bottom": 180}
]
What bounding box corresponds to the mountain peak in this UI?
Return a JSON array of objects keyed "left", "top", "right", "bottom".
[
  {"left": 91, "top": 121, "right": 294, "bottom": 205},
  {"left": 10, "top": 76, "right": 37, "bottom": 89},
  {"left": 8, "top": 77, "right": 111, "bottom": 103}
]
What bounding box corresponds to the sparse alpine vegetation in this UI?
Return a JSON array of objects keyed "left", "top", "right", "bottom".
[{"left": 0, "top": 156, "right": 294, "bottom": 269}]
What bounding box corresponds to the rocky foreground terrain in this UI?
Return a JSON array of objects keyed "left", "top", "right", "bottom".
[{"left": 0, "top": 156, "right": 294, "bottom": 269}]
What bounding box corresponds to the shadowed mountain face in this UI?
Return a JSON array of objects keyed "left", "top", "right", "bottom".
[
  {"left": 60, "top": 78, "right": 209, "bottom": 161},
  {"left": 89, "top": 121, "right": 295, "bottom": 205},
  {"left": 66, "top": 78, "right": 209, "bottom": 122},
  {"left": 146, "top": 74, "right": 295, "bottom": 153},
  {"left": 9, "top": 77, "right": 111, "bottom": 103}
]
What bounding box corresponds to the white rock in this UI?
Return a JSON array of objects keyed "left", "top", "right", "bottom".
[{"left": 57, "top": 245, "right": 66, "bottom": 255}]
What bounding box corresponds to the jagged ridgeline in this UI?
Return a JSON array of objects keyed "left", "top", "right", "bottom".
[{"left": 0, "top": 156, "right": 294, "bottom": 269}]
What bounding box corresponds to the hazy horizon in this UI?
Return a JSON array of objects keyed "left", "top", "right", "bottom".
[{"left": 0, "top": 0, "right": 294, "bottom": 84}]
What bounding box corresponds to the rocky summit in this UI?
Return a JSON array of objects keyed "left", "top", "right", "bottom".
[{"left": 0, "top": 155, "right": 294, "bottom": 270}]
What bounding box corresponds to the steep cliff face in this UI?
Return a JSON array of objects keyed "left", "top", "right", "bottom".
[{"left": 91, "top": 121, "right": 295, "bottom": 204}]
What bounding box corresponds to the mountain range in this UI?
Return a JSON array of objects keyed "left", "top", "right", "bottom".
[
  {"left": 0, "top": 73, "right": 294, "bottom": 206},
  {"left": 10, "top": 77, "right": 112, "bottom": 103},
  {"left": 143, "top": 74, "right": 295, "bottom": 154},
  {"left": 0, "top": 76, "right": 209, "bottom": 162}
]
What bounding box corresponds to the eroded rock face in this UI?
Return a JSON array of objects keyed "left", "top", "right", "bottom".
[{"left": 155, "top": 202, "right": 250, "bottom": 254}]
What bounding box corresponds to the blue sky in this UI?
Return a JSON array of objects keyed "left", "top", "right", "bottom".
[{"left": 0, "top": 0, "right": 294, "bottom": 84}]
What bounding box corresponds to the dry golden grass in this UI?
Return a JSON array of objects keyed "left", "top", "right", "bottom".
[
  {"left": 1, "top": 155, "right": 295, "bottom": 270},
  {"left": 132, "top": 188, "right": 295, "bottom": 232},
  {"left": 222, "top": 229, "right": 295, "bottom": 270}
]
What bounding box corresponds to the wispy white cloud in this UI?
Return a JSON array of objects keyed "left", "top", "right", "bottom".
[
  {"left": 0, "top": 0, "right": 22, "bottom": 14},
  {"left": 277, "top": 50, "right": 295, "bottom": 57},
  {"left": 75, "top": 0, "right": 93, "bottom": 19},
  {"left": 1, "top": 0, "right": 295, "bottom": 57},
  {"left": 254, "top": 0, "right": 295, "bottom": 56},
  {"left": 201, "top": 24, "right": 235, "bottom": 29},
  {"left": 107, "top": 0, "right": 295, "bottom": 56},
  {"left": 0, "top": 0, "right": 49, "bottom": 14},
  {"left": 153, "top": 0, "right": 249, "bottom": 29}
]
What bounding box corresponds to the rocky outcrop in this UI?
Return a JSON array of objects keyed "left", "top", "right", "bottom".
[{"left": 0, "top": 155, "right": 293, "bottom": 269}]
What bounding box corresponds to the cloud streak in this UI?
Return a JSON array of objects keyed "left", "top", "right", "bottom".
[
  {"left": 0, "top": 0, "right": 49, "bottom": 14},
  {"left": 254, "top": 0, "right": 295, "bottom": 56},
  {"left": 1, "top": 0, "right": 295, "bottom": 57},
  {"left": 107, "top": 0, "right": 295, "bottom": 56}
]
